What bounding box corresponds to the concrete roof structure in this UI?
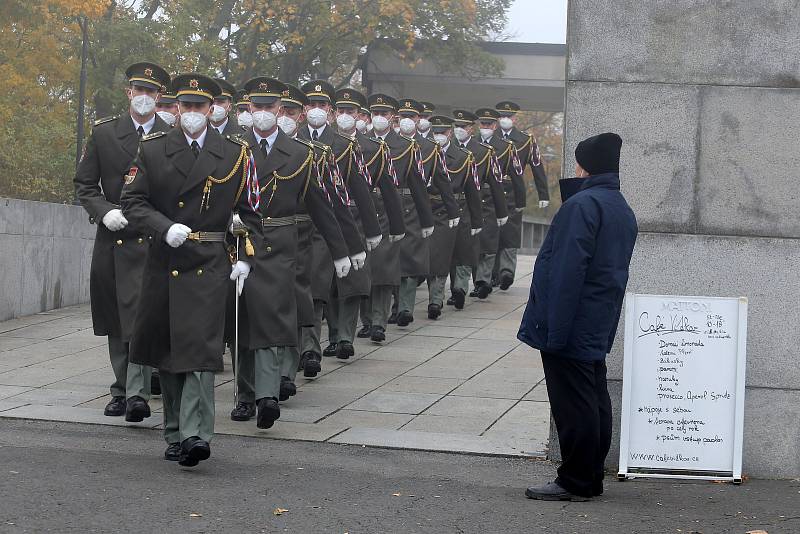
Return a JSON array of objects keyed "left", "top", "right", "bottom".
[{"left": 363, "top": 42, "right": 565, "bottom": 113}]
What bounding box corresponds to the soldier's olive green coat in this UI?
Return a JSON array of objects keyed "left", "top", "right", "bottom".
[
  {"left": 74, "top": 114, "right": 171, "bottom": 341},
  {"left": 465, "top": 136, "right": 508, "bottom": 257}
]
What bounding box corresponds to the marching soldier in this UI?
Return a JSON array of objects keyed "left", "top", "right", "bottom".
[
  {"left": 493, "top": 101, "right": 550, "bottom": 289},
  {"left": 426, "top": 115, "right": 482, "bottom": 318},
  {"left": 235, "top": 90, "right": 253, "bottom": 130},
  {"left": 417, "top": 102, "right": 436, "bottom": 140},
  {"left": 470, "top": 108, "right": 511, "bottom": 300},
  {"left": 120, "top": 73, "right": 262, "bottom": 466},
  {"left": 357, "top": 105, "right": 372, "bottom": 135},
  {"left": 236, "top": 77, "right": 351, "bottom": 430},
  {"left": 363, "top": 94, "right": 434, "bottom": 341},
  {"left": 298, "top": 80, "right": 382, "bottom": 359},
  {"left": 395, "top": 98, "right": 458, "bottom": 326},
  {"left": 74, "top": 61, "right": 171, "bottom": 422},
  {"left": 155, "top": 81, "right": 178, "bottom": 127},
  {"left": 447, "top": 109, "right": 507, "bottom": 307},
  {"left": 209, "top": 78, "right": 240, "bottom": 136}
]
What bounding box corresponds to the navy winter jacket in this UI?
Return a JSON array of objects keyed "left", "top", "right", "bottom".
[{"left": 517, "top": 172, "right": 638, "bottom": 361}]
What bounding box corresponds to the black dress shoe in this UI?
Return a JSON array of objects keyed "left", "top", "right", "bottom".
[
  {"left": 427, "top": 303, "right": 442, "bottom": 320},
  {"left": 337, "top": 341, "right": 354, "bottom": 360},
  {"left": 356, "top": 324, "right": 372, "bottom": 338},
  {"left": 476, "top": 283, "right": 491, "bottom": 299},
  {"left": 150, "top": 372, "right": 161, "bottom": 396},
  {"left": 164, "top": 442, "right": 181, "bottom": 461},
  {"left": 279, "top": 376, "right": 297, "bottom": 401},
  {"left": 499, "top": 272, "right": 514, "bottom": 291},
  {"left": 124, "top": 396, "right": 151, "bottom": 422},
  {"left": 302, "top": 351, "right": 322, "bottom": 377},
  {"left": 387, "top": 312, "right": 398, "bottom": 324},
  {"left": 104, "top": 396, "right": 126, "bottom": 417},
  {"left": 230, "top": 401, "right": 256, "bottom": 421},
  {"left": 453, "top": 289, "right": 466, "bottom": 310},
  {"left": 178, "top": 436, "right": 211, "bottom": 467},
  {"left": 446, "top": 296, "right": 455, "bottom": 306},
  {"left": 469, "top": 288, "right": 479, "bottom": 298},
  {"left": 396, "top": 310, "right": 413, "bottom": 327},
  {"left": 256, "top": 397, "right": 281, "bottom": 429},
  {"left": 322, "top": 342, "right": 339, "bottom": 357},
  {"left": 370, "top": 325, "right": 386, "bottom": 342},
  {"left": 525, "top": 481, "right": 591, "bottom": 502}
]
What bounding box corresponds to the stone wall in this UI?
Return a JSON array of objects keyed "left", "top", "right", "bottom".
[
  {"left": 561, "top": 1, "right": 800, "bottom": 478},
  {"left": 0, "top": 198, "right": 94, "bottom": 321}
]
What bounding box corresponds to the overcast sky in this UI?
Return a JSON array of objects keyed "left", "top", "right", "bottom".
[{"left": 502, "top": 0, "right": 567, "bottom": 44}]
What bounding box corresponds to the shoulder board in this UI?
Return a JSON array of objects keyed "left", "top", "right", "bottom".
[
  {"left": 335, "top": 132, "right": 356, "bottom": 145},
  {"left": 141, "top": 131, "right": 166, "bottom": 142},
  {"left": 361, "top": 136, "right": 381, "bottom": 146},
  {"left": 456, "top": 146, "right": 471, "bottom": 156},
  {"left": 479, "top": 142, "right": 493, "bottom": 150},
  {"left": 502, "top": 137, "right": 514, "bottom": 145},
  {"left": 294, "top": 137, "right": 315, "bottom": 149},
  {"left": 93, "top": 115, "right": 118, "bottom": 126},
  {"left": 225, "top": 134, "right": 248, "bottom": 147}
]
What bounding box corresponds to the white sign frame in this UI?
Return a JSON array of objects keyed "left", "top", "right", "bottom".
[{"left": 618, "top": 293, "right": 748, "bottom": 484}]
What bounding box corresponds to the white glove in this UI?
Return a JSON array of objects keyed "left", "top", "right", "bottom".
[
  {"left": 349, "top": 251, "right": 367, "bottom": 271},
  {"left": 497, "top": 216, "right": 508, "bottom": 227},
  {"left": 448, "top": 217, "right": 460, "bottom": 228},
  {"left": 229, "top": 261, "right": 251, "bottom": 296},
  {"left": 470, "top": 228, "right": 482, "bottom": 236},
  {"left": 515, "top": 207, "right": 525, "bottom": 213},
  {"left": 538, "top": 200, "right": 550, "bottom": 209},
  {"left": 389, "top": 233, "right": 405, "bottom": 243},
  {"left": 165, "top": 223, "right": 191, "bottom": 248},
  {"left": 102, "top": 209, "right": 128, "bottom": 232},
  {"left": 365, "top": 234, "right": 383, "bottom": 251},
  {"left": 421, "top": 226, "right": 434, "bottom": 239},
  {"left": 333, "top": 256, "right": 351, "bottom": 278}
]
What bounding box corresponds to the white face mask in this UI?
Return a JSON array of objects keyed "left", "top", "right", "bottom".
[
  {"left": 210, "top": 104, "right": 228, "bottom": 123},
  {"left": 399, "top": 117, "right": 416, "bottom": 136},
  {"left": 417, "top": 118, "right": 431, "bottom": 133},
  {"left": 371, "top": 115, "right": 389, "bottom": 133},
  {"left": 237, "top": 111, "right": 253, "bottom": 128},
  {"left": 366, "top": 123, "right": 374, "bottom": 132},
  {"left": 156, "top": 111, "right": 176, "bottom": 126},
  {"left": 454, "top": 127, "right": 469, "bottom": 143},
  {"left": 277, "top": 115, "right": 297, "bottom": 136},
  {"left": 252, "top": 110, "right": 277, "bottom": 132},
  {"left": 480, "top": 128, "right": 494, "bottom": 140},
  {"left": 499, "top": 117, "right": 513, "bottom": 130},
  {"left": 180, "top": 111, "right": 207, "bottom": 135},
  {"left": 306, "top": 107, "right": 328, "bottom": 128},
  {"left": 131, "top": 94, "right": 156, "bottom": 116},
  {"left": 433, "top": 133, "right": 449, "bottom": 147},
  {"left": 356, "top": 119, "right": 367, "bottom": 134},
  {"left": 336, "top": 113, "right": 356, "bottom": 131}
]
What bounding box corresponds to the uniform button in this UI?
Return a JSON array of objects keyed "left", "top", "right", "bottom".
[
  {"left": 171, "top": 270, "right": 179, "bottom": 277},
  {"left": 137, "top": 238, "right": 144, "bottom": 244},
  {"left": 196, "top": 269, "right": 203, "bottom": 276},
  {"left": 178, "top": 201, "right": 185, "bottom": 208},
  {"left": 148, "top": 236, "right": 153, "bottom": 241},
  {"left": 116, "top": 239, "right": 123, "bottom": 245},
  {"left": 266, "top": 246, "right": 272, "bottom": 252}
]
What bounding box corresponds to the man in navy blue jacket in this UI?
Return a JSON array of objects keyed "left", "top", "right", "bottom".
[{"left": 518, "top": 133, "right": 637, "bottom": 501}]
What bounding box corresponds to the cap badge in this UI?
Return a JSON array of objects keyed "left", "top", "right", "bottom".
[
  {"left": 189, "top": 79, "right": 199, "bottom": 89},
  {"left": 344, "top": 92, "right": 350, "bottom": 98},
  {"left": 281, "top": 89, "right": 289, "bottom": 97},
  {"left": 315, "top": 84, "right": 322, "bottom": 91},
  {"left": 144, "top": 68, "right": 153, "bottom": 77},
  {"left": 377, "top": 97, "right": 383, "bottom": 104},
  {"left": 259, "top": 82, "right": 269, "bottom": 91}
]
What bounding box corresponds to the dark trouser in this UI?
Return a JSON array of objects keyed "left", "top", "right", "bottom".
[{"left": 541, "top": 352, "right": 612, "bottom": 498}]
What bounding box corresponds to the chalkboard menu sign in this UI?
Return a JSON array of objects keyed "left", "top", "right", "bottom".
[{"left": 618, "top": 294, "right": 748, "bottom": 483}]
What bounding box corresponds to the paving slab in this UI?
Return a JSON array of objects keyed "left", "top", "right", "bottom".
[
  {"left": 0, "top": 385, "right": 34, "bottom": 399},
  {"left": 400, "top": 414, "right": 491, "bottom": 436},
  {"left": 482, "top": 400, "right": 551, "bottom": 454},
  {"left": 0, "top": 404, "right": 162, "bottom": 429},
  {"left": 377, "top": 376, "right": 464, "bottom": 395},
  {"left": 423, "top": 395, "right": 516, "bottom": 420},
  {"left": 318, "top": 410, "right": 415, "bottom": 430},
  {"left": 346, "top": 391, "right": 443, "bottom": 415}
]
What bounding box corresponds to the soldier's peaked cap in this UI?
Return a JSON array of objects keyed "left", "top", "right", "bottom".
[
  {"left": 398, "top": 98, "right": 423, "bottom": 115},
  {"left": 429, "top": 115, "right": 454, "bottom": 129},
  {"left": 235, "top": 89, "right": 250, "bottom": 107},
  {"left": 495, "top": 101, "right": 520, "bottom": 115},
  {"left": 368, "top": 93, "right": 398, "bottom": 112},
  {"left": 158, "top": 79, "right": 178, "bottom": 104},
  {"left": 213, "top": 78, "right": 236, "bottom": 100},
  {"left": 282, "top": 84, "right": 309, "bottom": 108},
  {"left": 452, "top": 109, "right": 477, "bottom": 125},
  {"left": 475, "top": 108, "right": 499, "bottom": 121},
  {"left": 173, "top": 73, "right": 221, "bottom": 103},
  {"left": 335, "top": 88, "right": 366, "bottom": 109},
  {"left": 125, "top": 62, "right": 170, "bottom": 91},
  {"left": 420, "top": 102, "right": 436, "bottom": 114},
  {"left": 244, "top": 77, "right": 287, "bottom": 104},
  {"left": 301, "top": 80, "right": 335, "bottom": 103}
]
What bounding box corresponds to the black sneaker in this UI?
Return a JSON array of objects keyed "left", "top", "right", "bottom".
[
  {"left": 322, "top": 342, "right": 339, "bottom": 357},
  {"left": 469, "top": 288, "right": 479, "bottom": 298},
  {"left": 337, "top": 341, "right": 355, "bottom": 360},
  {"left": 103, "top": 396, "right": 126, "bottom": 417},
  {"left": 230, "top": 401, "right": 256, "bottom": 421},
  {"left": 446, "top": 296, "right": 455, "bottom": 306},
  {"left": 370, "top": 326, "right": 386, "bottom": 343},
  {"left": 396, "top": 310, "right": 413, "bottom": 327},
  {"left": 178, "top": 436, "right": 211, "bottom": 467},
  {"left": 356, "top": 324, "right": 372, "bottom": 338},
  {"left": 427, "top": 303, "right": 442, "bottom": 320},
  {"left": 300, "top": 351, "right": 322, "bottom": 377},
  {"left": 476, "top": 282, "right": 491, "bottom": 299}
]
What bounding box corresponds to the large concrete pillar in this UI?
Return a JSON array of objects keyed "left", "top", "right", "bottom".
[{"left": 561, "top": 1, "right": 800, "bottom": 478}]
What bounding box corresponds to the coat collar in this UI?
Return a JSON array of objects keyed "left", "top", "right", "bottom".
[
  {"left": 162, "top": 126, "right": 224, "bottom": 196},
  {"left": 244, "top": 128, "right": 292, "bottom": 183},
  {"left": 579, "top": 172, "right": 620, "bottom": 192}
]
